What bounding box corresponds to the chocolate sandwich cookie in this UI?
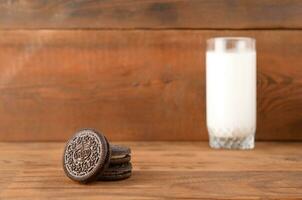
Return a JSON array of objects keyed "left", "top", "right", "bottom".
[
  {"left": 63, "top": 129, "right": 111, "bottom": 183},
  {"left": 99, "top": 162, "right": 132, "bottom": 181},
  {"left": 110, "top": 144, "right": 131, "bottom": 165}
]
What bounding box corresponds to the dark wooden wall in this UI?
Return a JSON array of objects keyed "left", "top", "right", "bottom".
[{"left": 0, "top": 0, "right": 301, "bottom": 141}]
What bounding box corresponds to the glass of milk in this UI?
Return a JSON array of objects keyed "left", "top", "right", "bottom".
[{"left": 206, "top": 37, "right": 256, "bottom": 149}]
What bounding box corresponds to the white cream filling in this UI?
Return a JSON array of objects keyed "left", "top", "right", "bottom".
[{"left": 111, "top": 155, "right": 126, "bottom": 159}]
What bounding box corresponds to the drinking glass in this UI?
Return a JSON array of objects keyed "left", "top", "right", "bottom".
[{"left": 206, "top": 37, "right": 256, "bottom": 149}]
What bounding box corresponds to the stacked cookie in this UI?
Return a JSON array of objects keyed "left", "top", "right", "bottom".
[
  {"left": 100, "top": 144, "right": 132, "bottom": 181},
  {"left": 63, "top": 129, "right": 132, "bottom": 183}
]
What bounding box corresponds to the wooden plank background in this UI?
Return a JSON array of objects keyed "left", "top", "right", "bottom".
[
  {"left": 0, "top": 0, "right": 302, "bottom": 29},
  {"left": 0, "top": 1, "right": 301, "bottom": 141}
]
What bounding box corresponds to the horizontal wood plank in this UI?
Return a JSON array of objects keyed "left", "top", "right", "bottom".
[
  {"left": 0, "top": 0, "right": 302, "bottom": 29},
  {"left": 0, "top": 142, "right": 301, "bottom": 199},
  {"left": 0, "top": 30, "right": 301, "bottom": 141}
]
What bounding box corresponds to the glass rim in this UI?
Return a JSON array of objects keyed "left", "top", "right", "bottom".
[{"left": 207, "top": 37, "right": 255, "bottom": 43}]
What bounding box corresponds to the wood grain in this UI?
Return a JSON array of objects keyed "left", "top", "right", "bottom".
[
  {"left": 0, "top": 30, "right": 301, "bottom": 142},
  {"left": 0, "top": 0, "right": 302, "bottom": 29},
  {"left": 0, "top": 142, "right": 301, "bottom": 199}
]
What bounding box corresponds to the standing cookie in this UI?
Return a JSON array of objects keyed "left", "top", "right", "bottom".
[{"left": 63, "top": 129, "right": 111, "bottom": 183}]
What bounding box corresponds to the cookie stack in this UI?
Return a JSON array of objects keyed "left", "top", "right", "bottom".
[
  {"left": 63, "top": 129, "right": 132, "bottom": 183},
  {"left": 100, "top": 144, "right": 132, "bottom": 181}
]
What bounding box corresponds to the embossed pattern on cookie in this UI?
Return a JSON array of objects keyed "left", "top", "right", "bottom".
[{"left": 63, "top": 129, "right": 110, "bottom": 183}]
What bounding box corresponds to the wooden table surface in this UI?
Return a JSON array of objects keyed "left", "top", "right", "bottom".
[{"left": 0, "top": 142, "right": 301, "bottom": 200}]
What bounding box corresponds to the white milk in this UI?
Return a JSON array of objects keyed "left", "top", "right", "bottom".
[{"left": 206, "top": 51, "right": 256, "bottom": 139}]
